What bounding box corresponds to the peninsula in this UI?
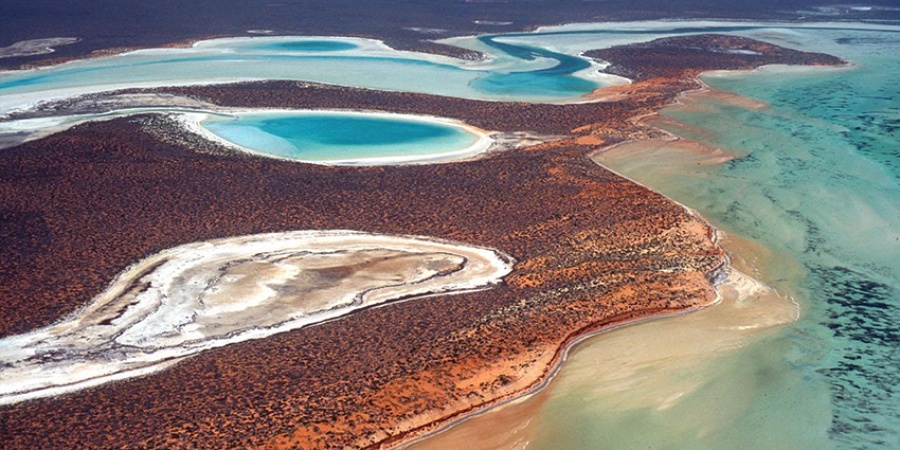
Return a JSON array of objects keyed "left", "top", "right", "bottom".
[{"left": 0, "top": 31, "right": 846, "bottom": 449}]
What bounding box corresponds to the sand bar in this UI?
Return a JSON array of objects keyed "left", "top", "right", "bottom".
[{"left": 0, "top": 34, "right": 607, "bottom": 117}]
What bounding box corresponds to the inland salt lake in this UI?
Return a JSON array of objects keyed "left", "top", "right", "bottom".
[
  {"left": 198, "top": 111, "right": 491, "bottom": 165},
  {"left": 0, "top": 20, "right": 897, "bottom": 449}
]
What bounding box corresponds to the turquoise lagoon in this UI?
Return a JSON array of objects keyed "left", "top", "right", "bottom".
[
  {"left": 0, "top": 34, "right": 624, "bottom": 115},
  {"left": 0, "top": 108, "right": 490, "bottom": 164},
  {"left": 200, "top": 111, "right": 487, "bottom": 164},
  {"left": 653, "top": 30, "right": 900, "bottom": 448},
  {"left": 1, "top": 21, "right": 898, "bottom": 449}
]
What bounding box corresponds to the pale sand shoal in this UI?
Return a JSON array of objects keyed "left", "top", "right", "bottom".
[{"left": 0, "top": 38, "right": 81, "bottom": 59}]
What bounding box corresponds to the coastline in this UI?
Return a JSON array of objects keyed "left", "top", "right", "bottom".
[
  {"left": 0, "top": 38, "right": 81, "bottom": 60},
  {"left": 0, "top": 34, "right": 486, "bottom": 73},
  {"left": 0, "top": 35, "right": 497, "bottom": 116},
  {"left": 0, "top": 31, "right": 845, "bottom": 449},
  {"left": 393, "top": 278, "right": 727, "bottom": 449},
  {"left": 398, "top": 44, "right": 868, "bottom": 444},
  {"left": 0, "top": 36, "right": 219, "bottom": 72},
  {"left": 382, "top": 63, "right": 811, "bottom": 449},
  {"left": 0, "top": 102, "right": 725, "bottom": 449}
]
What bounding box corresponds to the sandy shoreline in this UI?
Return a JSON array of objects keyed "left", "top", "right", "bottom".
[
  {"left": 381, "top": 65, "right": 791, "bottom": 449},
  {"left": 0, "top": 38, "right": 81, "bottom": 59},
  {"left": 0, "top": 34, "right": 551, "bottom": 116},
  {"left": 395, "top": 280, "right": 726, "bottom": 449},
  {"left": 384, "top": 243, "right": 722, "bottom": 447},
  {"left": 0, "top": 36, "right": 216, "bottom": 71},
  {"left": 0, "top": 102, "right": 725, "bottom": 448},
  {"left": 384, "top": 54, "right": 852, "bottom": 445}
]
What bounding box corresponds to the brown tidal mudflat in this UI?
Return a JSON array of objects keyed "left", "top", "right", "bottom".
[{"left": 0, "top": 35, "right": 842, "bottom": 449}]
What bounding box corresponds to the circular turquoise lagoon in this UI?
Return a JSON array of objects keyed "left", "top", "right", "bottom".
[{"left": 200, "top": 111, "right": 488, "bottom": 165}]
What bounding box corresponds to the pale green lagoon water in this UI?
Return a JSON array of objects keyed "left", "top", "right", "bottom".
[
  {"left": 413, "top": 25, "right": 899, "bottom": 450},
  {"left": 647, "top": 30, "right": 900, "bottom": 448},
  {"left": 0, "top": 20, "right": 897, "bottom": 449}
]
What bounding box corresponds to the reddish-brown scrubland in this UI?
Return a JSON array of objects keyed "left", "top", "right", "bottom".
[{"left": 0, "top": 35, "right": 841, "bottom": 449}]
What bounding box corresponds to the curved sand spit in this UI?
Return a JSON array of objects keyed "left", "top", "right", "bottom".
[{"left": 0, "top": 230, "right": 514, "bottom": 405}]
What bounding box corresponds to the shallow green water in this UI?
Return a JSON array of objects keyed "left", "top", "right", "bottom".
[
  {"left": 412, "top": 24, "right": 898, "bottom": 450},
  {"left": 583, "top": 28, "right": 899, "bottom": 449},
  {"left": 676, "top": 31, "right": 899, "bottom": 448}
]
